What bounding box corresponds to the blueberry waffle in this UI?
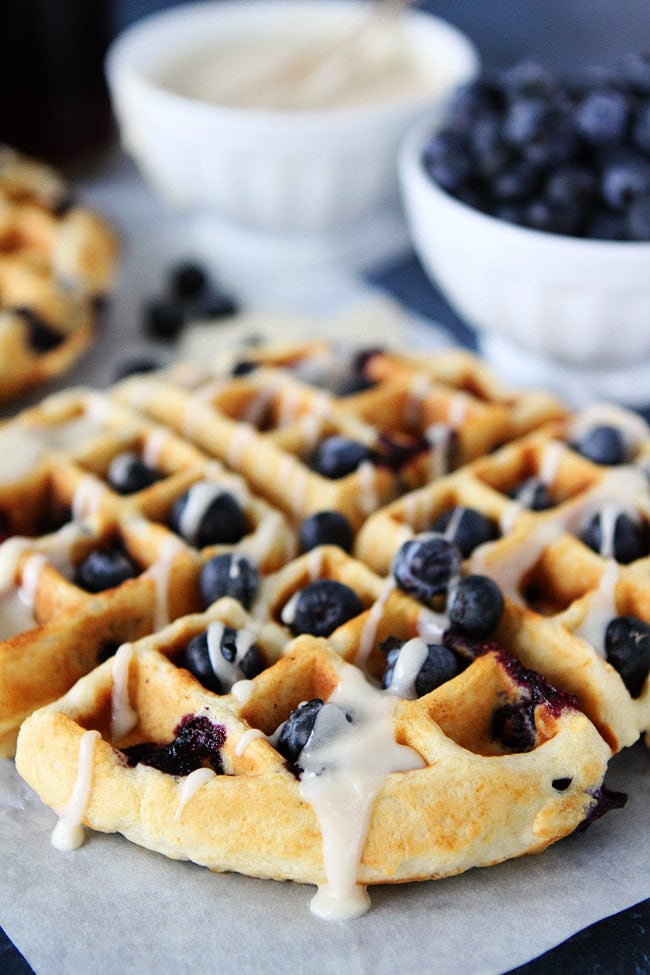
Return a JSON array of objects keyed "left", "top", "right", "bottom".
[
  {"left": 0, "top": 145, "right": 117, "bottom": 402},
  {"left": 0, "top": 388, "right": 297, "bottom": 755},
  {"left": 4, "top": 339, "right": 639, "bottom": 919},
  {"left": 15, "top": 599, "right": 610, "bottom": 920},
  {"left": 356, "top": 402, "right": 650, "bottom": 751}
]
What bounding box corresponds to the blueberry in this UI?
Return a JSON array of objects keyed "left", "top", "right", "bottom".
[
  {"left": 491, "top": 701, "right": 537, "bottom": 752},
  {"left": 181, "top": 625, "right": 264, "bottom": 694},
  {"left": 285, "top": 579, "right": 363, "bottom": 637},
  {"left": 620, "top": 53, "right": 650, "bottom": 96},
  {"left": 124, "top": 714, "right": 226, "bottom": 775},
  {"left": 170, "top": 484, "right": 247, "bottom": 548},
  {"left": 601, "top": 155, "right": 650, "bottom": 209},
  {"left": 448, "top": 80, "right": 502, "bottom": 132},
  {"left": 199, "top": 553, "right": 259, "bottom": 609},
  {"left": 392, "top": 534, "right": 461, "bottom": 604},
  {"left": 627, "top": 193, "right": 650, "bottom": 240},
  {"left": 572, "top": 425, "right": 628, "bottom": 465},
  {"left": 14, "top": 308, "right": 65, "bottom": 352},
  {"left": 604, "top": 615, "right": 650, "bottom": 697},
  {"left": 431, "top": 507, "right": 499, "bottom": 558},
  {"left": 298, "top": 511, "right": 353, "bottom": 553},
  {"left": 201, "top": 291, "right": 238, "bottom": 320},
  {"left": 545, "top": 165, "right": 598, "bottom": 210},
  {"left": 274, "top": 699, "right": 324, "bottom": 767},
  {"left": 381, "top": 640, "right": 460, "bottom": 697},
  {"left": 143, "top": 298, "right": 185, "bottom": 341},
  {"left": 107, "top": 451, "right": 160, "bottom": 495},
  {"left": 509, "top": 477, "right": 552, "bottom": 511},
  {"left": 492, "top": 160, "right": 541, "bottom": 202},
  {"left": 310, "top": 436, "right": 375, "bottom": 480},
  {"left": 447, "top": 575, "right": 504, "bottom": 637},
  {"left": 580, "top": 511, "right": 647, "bottom": 563},
  {"left": 74, "top": 547, "right": 139, "bottom": 593},
  {"left": 469, "top": 115, "right": 511, "bottom": 180},
  {"left": 423, "top": 151, "right": 473, "bottom": 195},
  {"left": 575, "top": 90, "right": 630, "bottom": 146},
  {"left": 500, "top": 61, "right": 558, "bottom": 100},
  {"left": 632, "top": 103, "right": 650, "bottom": 154},
  {"left": 502, "top": 97, "right": 556, "bottom": 148},
  {"left": 586, "top": 207, "right": 629, "bottom": 241},
  {"left": 169, "top": 262, "right": 208, "bottom": 300},
  {"left": 112, "top": 356, "right": 163, "bottom": 381}
]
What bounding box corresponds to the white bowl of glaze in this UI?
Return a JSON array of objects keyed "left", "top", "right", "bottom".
[
  {"left": 399, "top": 114, "right": 650, "bottom": 405},
  {"left": 106, "top": 0, "right": 478, "bottom": 243}
]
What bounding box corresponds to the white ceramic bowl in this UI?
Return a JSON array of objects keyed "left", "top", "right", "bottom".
[
  {"left": 399, "top": 114, "right": 650, "bottom": 404},
  {"left": 105, "top": 0, "right": 478, "bottom": 239}
]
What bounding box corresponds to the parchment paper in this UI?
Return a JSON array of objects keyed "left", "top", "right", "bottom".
[
  {"left": 1, "top": 745, "right": 648, "bottom": 975},
  {"left": 1, "top": 151, "right": 649, "bottom": 974}
]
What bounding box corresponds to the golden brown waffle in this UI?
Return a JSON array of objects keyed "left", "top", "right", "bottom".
[
  {"left": 356, "top": 404, "right": 650, "bottom": 751},
  {"left": 15, "top": 603, "right": 610, "bottom": 919},
  {"left": 0, "top": 388, "right": 297, "bottom": 755},
  {"left": 0, "top": 145, "right": 117, "bottom": 402},
  {"left": 5, "top": 338, "right": 646, "bottom": 919}
]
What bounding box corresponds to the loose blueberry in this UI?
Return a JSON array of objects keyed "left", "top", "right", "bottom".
[
  {"left": 107, "top": 451, "right": 160, "bottom": 495},
  {"left": 601, "top": 155, "right": 650, "bottom": 209},
  {"left": 509, "top": 476, "right": 553, "bottom": 511},
  {"left": 392, "top": 534, "right": 462, "bottom": 605},
  {"left": 112, "top": 356, "right": 163, "bottom": 381},
  {"left": 180, "top": 625, "right": 264, "bottom": 694},
  {"left": 298, "top": 511, "right": 353, "bottom": 553},
  {"left": 431, "top": 507, "right": 499, "bottom": 558},
  {"left": 491, "top": 701, "right": 537, "bottom": 752},
  {"left": 169, "top": 262, "right": 208, "bottom": 300},
  {"left": 621, "top": 52, "right": 650, "bottom": 95},
  {"left": 15, "top": 307, "right": 65, "bottom": 352},
  {"left": 274, "top": 699, "right": 324, "bottom": 767},
  {"left": 170, "top": 485, "right": 247, "bottom": 548},
  {"left": 286, "top": 578, "right": 363, "bottom": 637},
  {"left": 143, "top": 298, "right": 185, "bottom": 341},
  {"left": 580, "top": 510, "right": 647, "bottom": 563},
  {"left": 572, "top": 425, "right": 628, "bottom": 465},
  {"left": 447, "top": 575, "right": 504, "bottom": 637},
  {"left": 381, "top": 640, "right": 460, "bottom": 697},
  {"left": 627, "top": 193, "right": 650, "bottom": 239},
  {"left": 604, "top": 615, "right": 650, "bottom": 697},
  {"left": 74, "top": 547, "right": 139, "bottom": 593},
  {"left": 199, "top": 553, "right": 259, "bottom": 609},
  {"left": 124, "top": 714, "right": 226, "bottom": 775},
  {"left": 310, "top": 436, "right": 375, "bottom": 479}
]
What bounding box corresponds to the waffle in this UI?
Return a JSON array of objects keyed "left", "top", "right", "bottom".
[
  {"left": 5, "top": 337, "right": 643, "bottom": 919},
  {"left": 356, "top": 404, "right": 650, "bottom": 751},
  {"left": 0, "top": 145, "right": 117, "bottom": 402}
]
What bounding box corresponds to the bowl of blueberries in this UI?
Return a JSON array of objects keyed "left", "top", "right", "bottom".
[{"left": 399, "top": 55, "right": 650, "bottom": 406}]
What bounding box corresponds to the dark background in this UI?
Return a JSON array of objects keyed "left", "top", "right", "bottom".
[{"left": 2, "top": 0, "right": 650, "bottom": 169}]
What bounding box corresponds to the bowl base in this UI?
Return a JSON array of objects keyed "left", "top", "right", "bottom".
[{"left": 480, "top": 332, "right": 650, "bottom": 410}]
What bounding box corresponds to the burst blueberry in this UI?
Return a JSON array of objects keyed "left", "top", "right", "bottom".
[
  {"left": 285, "top": 579, "right": 363, "bottom": 637},
  {"left": 447, "top": 575, "right": 504, "bottom": 637},
  {"left": 604, "top": 614, "right": 650, "bottom": 697},
  {"left": 107, "top": 451, "right": 160, "bottom": 495},
  {"left": 392, "top": 534, "right": 462, "bottom": 605},
  {"left": 124, "top": 714, "right": 226, "bottom": 775},
  {"left": 298, "top": 511, "right": 353, "bottom": 553},
  {"left": 491, "top": 701, "right": 537, "bottom": 752},
  {"left": 74, "top": 547, "right": 139, "bottom": 593},
  {"left": 431, "top": 507, "right": 499, "bottom": 558},
  {"left": 199, "top": 553, "right": 259, "bottom": 609},
  {"left": 509, "top": 476, "right": 553, "bottom": 511}
]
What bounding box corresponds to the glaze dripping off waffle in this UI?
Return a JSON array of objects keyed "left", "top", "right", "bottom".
[
  {"left": 7, "top": 336, "right": 649, "bottom": 918},
  {"left": 0, "top": 145, "right": 117, "bottom": 402}
]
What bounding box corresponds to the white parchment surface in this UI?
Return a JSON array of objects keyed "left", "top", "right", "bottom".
[{"left": 0, "top": 744, "right": 648, "bottom": 975}]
